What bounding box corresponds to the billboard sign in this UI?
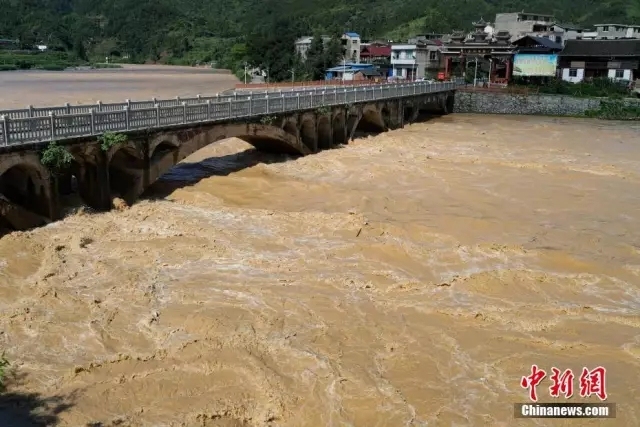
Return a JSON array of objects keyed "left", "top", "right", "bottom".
[{"left": 513, "top": 54, "right": 558, "bottom": 77}]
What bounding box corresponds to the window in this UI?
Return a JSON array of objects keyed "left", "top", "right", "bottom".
[
  {"left": 609, "top": 26, "right": 615, "bottom": 31},
  {"left": 429, "top": 51, "right": 437, "bottom": 60},
  {"left": 615, "top": 69, "right": 624, "bottom": 78},
  {"left": 555, "top": 36, "right": 562, "bottom": 43},
  {"left": 569, "top": 69, "right": 578, "bottom": 77}
]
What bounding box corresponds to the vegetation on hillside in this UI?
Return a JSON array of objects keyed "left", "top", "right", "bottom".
[{"left": 0, "top": 0, "right": 639, "bottom": 79}]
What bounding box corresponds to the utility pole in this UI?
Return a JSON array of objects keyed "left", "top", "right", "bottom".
[
  {"left": 342, "top": 57, "right": 346, "bottom": 83},
  {"left": 291, "top": 68, "right": 295, "bottom": 83},
  {"left": 473, "top": 57, "right": 478, "bottom": 87},
  {"left": 266, "top": 67, "right": 269, "bottom": 84}
]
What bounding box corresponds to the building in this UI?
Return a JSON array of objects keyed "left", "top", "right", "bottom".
[
  {"left": 494, "top": 12, "right": 558, "bottom": 41},
  {"left": 558, "top": 39, "right": 640, "bottom": 83},
  {"left": 390, "top": 42, "right": 430, "bottom": 80},
  {"left": 325, "top": 63, "right": 376, "bottom": 80},
  {"left": 360, "top": 43, "right": 391, "bottom": 64},
  {"left": 593, "top": 24, "right": 640, "bottom": 40},
  {"left": 407, "top": 33, "right": 445, "bottom": 43},
  {"left": 440, "top": 19, "right": 515, "bottom": 84},
  {"left": 511, "top": 35, "right": 563, "bottom": 79},
  {"left": 295, "top": 35, "right": 331, "bottom": 60},
  {"left": 342, "top": 32, "right": 362, "bottom": 63},
  {"left": 353, "top": 68, "right": 383, "bottom": 81}
]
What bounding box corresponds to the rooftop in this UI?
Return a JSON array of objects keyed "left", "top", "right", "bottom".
[
  {"left": 344, "top": 32, "right": 360, "bottom": 38},
  {"left": 513, "top": 35, "right": 563, "bottom": 50},
  {"left": 560, "top": 39, "right": 640, "bottom": 57}
]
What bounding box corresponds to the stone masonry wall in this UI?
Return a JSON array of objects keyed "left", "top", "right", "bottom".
[{"left": 453, "top": 91, "right": 640, "bottom": 116}]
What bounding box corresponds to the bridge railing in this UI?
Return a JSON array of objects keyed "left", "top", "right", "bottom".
[
  {"left": 0, "top": 81, "right": 414, "bottom": 120},
  {"left": 0, "top": 81, "right": 457, "bottom": 146}
]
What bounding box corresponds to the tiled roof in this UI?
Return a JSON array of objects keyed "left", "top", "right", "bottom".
[
  {"left": 560, "top": 39, "right": 640, "bottom": 57},
  {"left": 361, "top": 45, "right": 391, "bottom": 57},
  {"left": 513, "top": 35, "right": 563, "bottom": 50}
]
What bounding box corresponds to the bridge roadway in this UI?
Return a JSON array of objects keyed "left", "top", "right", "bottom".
[
  {"left": 0, "top": 81, "right": 456, "bottom": 146},
  {"left": 0, "top": 80, "right": 458, "bottom": 231}
]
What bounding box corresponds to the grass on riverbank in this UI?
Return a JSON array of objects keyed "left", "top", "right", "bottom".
[
  {"left": 584, "top": 100, "right": 640, "bottom": 120},
  {"left": 0, "top": 51, "right": 81, "bottom": 71},
  {"left": 512, "top": 77, "right": 631, "bottom": 99}
]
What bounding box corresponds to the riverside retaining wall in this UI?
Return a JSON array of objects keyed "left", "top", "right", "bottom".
[{"left": 454, "top": 91, "right": 640, "bottom": 116}]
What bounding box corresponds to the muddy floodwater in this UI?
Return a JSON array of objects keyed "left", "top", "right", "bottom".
[
  {"left": 1, "top": 114, "right": 640, "bottom": 426},
  {"left": 0, "top": 65, "right": 239, "bottom": 109}
]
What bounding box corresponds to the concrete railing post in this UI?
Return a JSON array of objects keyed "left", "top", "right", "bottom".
[
  {"left": 297, "top": 93, "right": 300, "bottom": 110},
  {"left": 155, "top": 104, "right": 160, "bottom": 126},
  {"left": 344, "top": 87, "right": 347, "bottom": 104},
  {"left": 197, "top": 94, "right": 201, "bottom": 103},
  {"left": 65, "top": 102, "right": 71, "bottom": 114},
  {"left": 126, "top": 99, "right": 131, "bottom": 110},
  {"left": 90, "top": 109, "right": 95, "bottom": 134},
  {"left": 322, "top": 90, "right": 325, "bottom": 105},
  {"left": 280, "top": 93, "right": 285, "bottom": 112},
  {"left": 265, "top": 93, "right": 269, "bottom": 114},
  {"left": 124, "top": 106, "right": 130, "bottom": 130},
  {"left": 176, "top": 96, "right": 181, "bottom": 106},
  {"left": 1, "top": 115, "right": 9, "bottom": 145},
  {"left": 49, "top": 112, "right": 55, "bottom": 141},
  {"left": 182, "top": 102, "right": 187, "bottom": 123},
  {"left": 248, "top": 96, "right": 252, "bottom": 116},
  {"left": 152, "top": 97, "right": 157, "bottom": 106},
  {"left": 207, "top": 100, "right": 212, "bottom": 119},
  {"left": 28, "top": 105, "right": 34, "bottom": 118},
  {"left": 228, "top": 98, "right": 233, "bottom": 117},
  {"left": 96, "top": 101, "right": 102, "bottom": 112}
]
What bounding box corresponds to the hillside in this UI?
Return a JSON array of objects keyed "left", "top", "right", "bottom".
[{"left": 1, "top": 0, "right": 639, "bottom": 79}]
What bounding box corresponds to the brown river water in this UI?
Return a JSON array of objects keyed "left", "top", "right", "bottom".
[{"left": 1, "top": 113, "right": 640, "bottom": 426}]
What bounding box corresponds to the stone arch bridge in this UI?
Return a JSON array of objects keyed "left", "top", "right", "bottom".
[{"left": 0, "top": 90, "right": 455, "bottom": 230}]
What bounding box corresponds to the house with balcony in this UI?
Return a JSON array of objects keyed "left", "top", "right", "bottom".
[
  {"left": 342, "top": 32, "right": 361, "bottom": 63},
  {"left": 390, "top": 42, "right": 431, "bottom": 80},
  {"left": 360, "top": 43, "right": 391, "bottom": 64},
  {"left": 558, "top": 39, "right": 640, "bottom": 83},
  {"left": 594, "top": 24, "right": 640, "bottom": 40},
  {"left": 494, "top": 11, "right": 559, "bottom": 42}
]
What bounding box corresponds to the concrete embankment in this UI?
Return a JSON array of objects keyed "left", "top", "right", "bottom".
[{"left": 454, "top": 90, "right": 640, "bottom": 116}]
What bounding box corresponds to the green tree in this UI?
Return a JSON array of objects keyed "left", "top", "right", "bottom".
[{"left": 305, "top": 33, "right": 326, "bottom": 80}]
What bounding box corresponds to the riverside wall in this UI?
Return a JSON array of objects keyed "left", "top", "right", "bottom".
[{"left": 453, "top": 90, "right": 640, "bottom": 116}]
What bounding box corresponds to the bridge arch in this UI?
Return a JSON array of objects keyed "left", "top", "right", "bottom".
[
  {"left": 332, "top": 113, "right": 346, "bottom": 145},
  {"left": 317, "top": 115, "right": 332, "bottom": 150},
  {"left": 129, "top": 123, "right": 311, "bottom": 201},
  {"left": 0, "top": 154, "right": 53, "bottom": 230},
  {"left": 299, "top": 118, "right": 317, "bottom": 153}
]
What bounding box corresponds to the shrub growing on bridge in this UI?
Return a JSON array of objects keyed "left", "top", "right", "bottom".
[
  {"left": 41, "top": 141, "right": 73, "bottom": 174},
  {"left": 98, "top": 132, "right": 128, "bottom": 152},
  {"left": 0, "top": 352, "right": 9, "bottom": 392}
]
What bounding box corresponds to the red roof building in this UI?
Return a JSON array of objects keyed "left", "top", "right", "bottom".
[{"left": 360, "top": 44, "right": 391, "bottom": 63}]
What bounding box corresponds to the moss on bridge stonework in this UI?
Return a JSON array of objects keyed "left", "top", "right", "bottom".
[{"left": 0, "top": 94, "right": 451, "bottom": 232}]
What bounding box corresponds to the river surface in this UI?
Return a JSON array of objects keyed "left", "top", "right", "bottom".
[
  {"left": 0, "top": 65, "right": 239, "bottom": 109},
  {"left": 1, "top": 114, "right": 640, "bottom": 426}
]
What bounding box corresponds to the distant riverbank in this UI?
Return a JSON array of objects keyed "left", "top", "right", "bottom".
[{"left": 0, "top": 65, "right": 239, "bottom": 109}]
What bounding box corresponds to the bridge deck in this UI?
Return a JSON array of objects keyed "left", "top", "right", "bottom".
[{"left": 0, "top": 81, "right": 457, "bottom": 147}]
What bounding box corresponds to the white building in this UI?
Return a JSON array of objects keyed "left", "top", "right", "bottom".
[
  {"left": 295, "top": 35, "right": 331, "bottom": 60},
  {"left": 494, "top": 12, "right": 558, "bottom": 41},
  {"left": 390, "top": 43, "right": 429, "bottom": 80},
  {"left": 559, "top": 39, "right": 640, "bottom": 83},
  {"left": 593, "top": 24, "right": 640, "bottom": 39}
]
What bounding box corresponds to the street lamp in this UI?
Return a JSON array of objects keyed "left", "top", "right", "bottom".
[
  {"left": 290, "top": 68, "right": 295, "bottom": 84},
  {"left": 244, "top": 62, "right": 248, "bottom": 84}
]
